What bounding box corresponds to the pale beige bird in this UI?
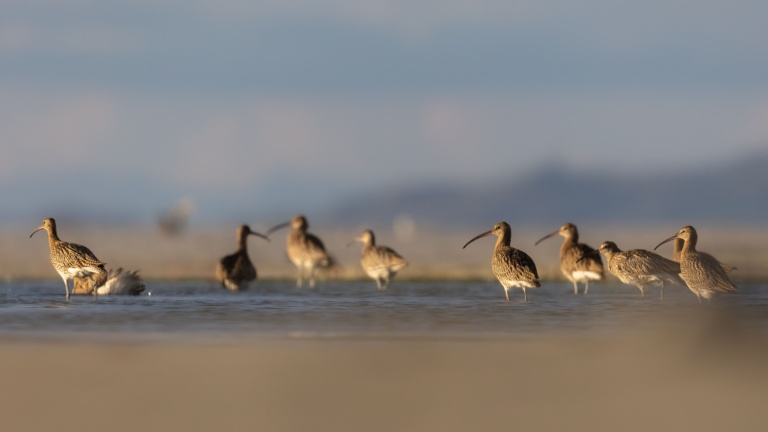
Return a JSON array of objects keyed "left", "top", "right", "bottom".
[
  {"left": 30, "top": 217, "right": 107, "bottom": 300},
  {"left": 463, "top": 221, "right": 540, "bottom": 302},
  {"left": 215, "top": 224, "right": 269, "bottom": 291},
  {"left": 655, "top": 226, "right": 737, "bottom": 302},
  {"left": 535, "top": 222, "right": 603, "bottom": 295},
  {"left": 671, "top": 238, "right": 737, "bottom": 273},
  {"left": 585, "top": 241, "right": 685, "bottom": 299},
  {"left": 267, "top": 215, "right": 333, "bottom": 288},
  {"left": 73, "top": 268, "right": 145, "bottom": 295},
  {"left": 349, "top": 229, "right": 408, "bottom": 290}
]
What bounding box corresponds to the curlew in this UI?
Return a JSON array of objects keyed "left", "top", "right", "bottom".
[
  {"left": 267, "top": 215, "right": 334, "bottom": 288},
  {"left": 535, "top": 222, "right": 603, "bottom": 295},
  {"left": 655, "top": 226, "right": 736, "bottom": 302},
  {"left": 215, "top": 225, "right": 269, "bottom": 291},
  {"left": 583, "top": 241, "right": 685, "bottom": 299},
  {"left": 73, "top": 268, "right": 145, "bottom": 295},
  {"left": 671, "top": 237, "right": 737, "bottom": 273},
  {"left": 30, "top": 217, "right": 107, "bottom": 301},
  {"left": 348, "top": 229, "right": 408, "bottom": 290},
  {"left": 463, "top": 221, "right": 540, "bottom": 302}
]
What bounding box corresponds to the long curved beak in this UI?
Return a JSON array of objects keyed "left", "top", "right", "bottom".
[
  {"left": 654, "top": 234, "right": 678, "bottom": 251},
  {"left": 266, "top": 221, "right": 290, "bottom": 236},
  {"left": 249, "top": 232, "right": 270, "bottom": 242},
  {"left": 576, "top": 249, "right": 600, "bottom": 264},
  {"left": 29, "top": 225, "right": 44, "bottom": 238},
  {"left": 462, "top": 230, "right": 493, "bottom": 249},
  {"left": 534, "top": 230, "right": 559, "bottom": 246}
]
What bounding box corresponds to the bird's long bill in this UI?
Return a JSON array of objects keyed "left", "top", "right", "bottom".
[
  {"left": 534, "top": 230, "right": 559, "bottom": 246},
  {"left": 29, "top": 225, "right": 44, "bottom": 238},
  {"left": 266, "top": 221, "right": 290, "bottom": 236},
  {"left": 250, "top": 232, "right": 270, "bottom": 242},
  {"left": 654, "top": 234, "right": 679, "bottom": 251},
  {"left": 346, "top": 238, "right": 361, "bottom": 248},
  {"left": 576, "top": 249, "right": 600, "bottom": 264},
  {"left": 462, "top": 230, "right": 493, "bottom": 249}
]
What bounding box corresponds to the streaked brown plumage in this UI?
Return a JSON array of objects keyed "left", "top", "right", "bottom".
[
  {"left": 463, "top": 221, "right": 540, "bottom": 302},
  {"left": 30, "top": 217, "right": 106, "bottom": 300},
  {"left": 73, "top": 268, "right": 145, "bottom": 295},
  {"left": 349, "top": 229, "right": 408, "bottom": 290},
  {"left": 535, "top": 222, "right": 603, "bottom": 295},
  {"left": 267, "top": 215, "right": 333, "bottom": 288},
  {"left": 589, "top": 241, "right": 685, "bottom": 299},
  {"left": 216, "top": 225, "right": 269, "bottom": 291},
  {"left": 672, "top": 238, "right": 737, "bottom": 273},
  {"left": 655, "top": 226, "right": 737, "bottom": 302}
]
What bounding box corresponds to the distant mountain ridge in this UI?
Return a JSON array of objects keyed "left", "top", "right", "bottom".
[{"left": 328, "top": 153, "right": 768, "bottom": 227}]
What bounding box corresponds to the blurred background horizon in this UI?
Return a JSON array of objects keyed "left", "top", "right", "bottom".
[{"left": 2, "top": 0, "right": 768, "bottom": 230}]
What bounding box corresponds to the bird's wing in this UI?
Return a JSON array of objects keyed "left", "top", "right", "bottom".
[
  {"left": 684, "top": 253, "right": 737, "bottom": 293},
  {"left": 56, "top": 242, "right": 105, "bottom": 268}
]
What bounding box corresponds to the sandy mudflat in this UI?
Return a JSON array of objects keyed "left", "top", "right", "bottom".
[{"left": 1, "top": 331, "right": 766, "bottom": 432}]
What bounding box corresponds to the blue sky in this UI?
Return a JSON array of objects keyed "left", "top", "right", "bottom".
[{"left": 2, "top": 0, "right": 767, "bottom": 224}]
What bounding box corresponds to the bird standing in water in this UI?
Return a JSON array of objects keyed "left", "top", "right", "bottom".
[
  {"left": 267, "top": 215, "right": 333, "bottom": 288},
  {"left": 655, "top": 226, "right": 736, "bottom": 302},
  {"left": 30, "top": 217, "right": 107, "bottom": 300},
  {"left": 216, "top": 224, "right": 269, "bottom": 291},
  {"left": 584, "top": 241, "right": 684, "bottom": 299},
  {"left": 349, "top": 229, "right": 408, "bottom": 290},
  {"left": 463, "top": 221, "right": 540, "bottom": 302},
  {"left": 535, "top": 223, "right": 603, "bottom": 295}
]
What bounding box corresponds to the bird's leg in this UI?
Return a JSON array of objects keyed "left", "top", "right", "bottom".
[
  {"left": 660, "top": 281, "right": 665, "bottom": 301},
  {"left": 308, "top": 266, "right": 316, "bottom": 289},
  {"left": 584, "top": 281, "right": 589, "bottom": 296},
  {"left": 376, "top": 278, "right": 383, "bottom": 290},
  {"left": 522, "top": 288, "right": 527, "bottom": 303},
  {"left": 90, "top": 274, "right": 99, "bottom": 300},
  {"left": 296, "top": 268, "right": 303, "bottom": 288},
  {"left": 504, "top": 288, "right": 510, "bottom": 302},
  {"left": 61, "top": 276, "right": 70, "bottom": 301},
  {"left": 696, "top": 293, "right": 701, "bottom": 304},
  {"left": 573, "top": 281, "right": 578, "bottom": 295}
]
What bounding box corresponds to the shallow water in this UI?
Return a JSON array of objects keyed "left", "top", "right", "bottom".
[{"left": 1, "top": 280, "right": 766, "bottom": 339}]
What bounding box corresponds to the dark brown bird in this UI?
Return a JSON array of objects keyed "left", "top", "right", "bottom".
[
  {"left": 30, "top": 217, "right": 106, "bottom": 300},
  {"left": 463, "top": 221, "right": 540, "bottom": 302},
  {"left": 267, "top": 215, "right": 333, "bottom": 288},
  {"left": 655, "top": 226, "right": 737, "bottom": 302},
  {"left": 535, "top": 222, "right": 603, "bottom": 295},
  {"left": 349, "top": 229, "right": 408, "bottom": 290},
  {"left": 586, "top": 241, "right": 685, "bottom": 299},
  {"left": 215, "top": 225, "right": 269, "bottom": 291}
]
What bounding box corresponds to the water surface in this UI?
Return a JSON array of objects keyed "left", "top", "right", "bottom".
[{"left": 1, "top": 280, "right": 766, "bottom": 340}]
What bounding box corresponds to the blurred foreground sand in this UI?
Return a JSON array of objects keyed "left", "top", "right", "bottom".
[
  {"left": 1, "top": 328, "right": 767, "bottom": 432},
  {"left": 5, "top": 222, "right": 768, "bottom": 281}
]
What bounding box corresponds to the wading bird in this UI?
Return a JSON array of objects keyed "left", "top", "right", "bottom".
[
  {"left": 73, "top": 268, "right": 145, "bottom": 295},
  {"left": 216, "top": 224, "right": 269, "bottom": 291},
  {"left": 348, "top": 229, "right": 408, "bottom": 290},
  {"left": 30, "top": 218, "right": 106, "bottom": 301},
  {"left": 655, "top": 226, "right": 736, "bottom": 302},
  {"left": 583, "top": 241, "right": 685, "bottom": 299},
  {"left": 267, "top": 215, "right": 333, "bottom": 288},
  {"left": 535, "top": 223, "right": 603, "bottom": 295},
  {"left": 463, "top": 221, "right": 540, "bottom": 302}
]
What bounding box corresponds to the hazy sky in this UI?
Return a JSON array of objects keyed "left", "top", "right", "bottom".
[{"left": 2, "top": 0, "right": 767, "bottom": 223}]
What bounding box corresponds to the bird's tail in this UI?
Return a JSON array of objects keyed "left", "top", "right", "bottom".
[{"left": 95, "top": 268, "right": 146, "bottom": 295}]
